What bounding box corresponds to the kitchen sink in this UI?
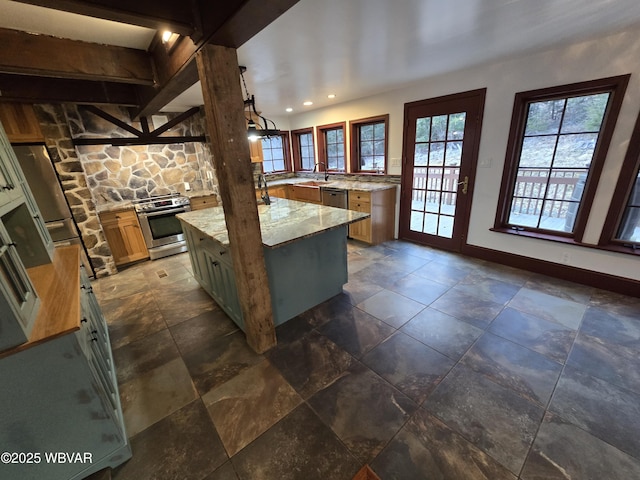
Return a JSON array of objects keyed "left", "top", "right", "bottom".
[{"left": 296, "top": 181, "right": 329, "bottom": 187}]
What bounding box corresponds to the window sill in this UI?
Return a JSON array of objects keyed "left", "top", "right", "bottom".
[{"left": 490, "top": 227, "right": 640, "bottom": 256}]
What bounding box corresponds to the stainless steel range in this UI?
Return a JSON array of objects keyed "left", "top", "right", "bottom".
[{"left": 133, "top": 193, "right": 191, "bottom": 260}]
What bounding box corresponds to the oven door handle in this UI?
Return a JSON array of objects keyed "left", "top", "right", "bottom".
[{"left": 137, "top": 207, "right": 188, "bottom": 218}]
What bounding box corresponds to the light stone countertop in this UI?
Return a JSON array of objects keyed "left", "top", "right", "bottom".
[
  {"left": 265, "top": 177, "right": 397, "bottom": 191},
  {"left": 177, "top": 197, "right": 370, "bottom": 248},
  {"left": 95, "top": 201, "right": 134, "bottom": 214}
]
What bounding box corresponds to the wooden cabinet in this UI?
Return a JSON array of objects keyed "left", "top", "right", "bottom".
[
  {"left": 348, "top": 187, "right": 396, "bottom": 245},
  {"left": 249, "top": 139, "right": 263, "bottom": 163},
  {"left": 0, "top": 247, "right": 131, "bottom": 480},
  {"left": 255, "top": 185, "right": 289, "bottom": 201},
  {"left": 289, "top": 185, "right": 322, "bottom": 204},
  {"left": 190, "top": 194, "right": 219, "bottom": 211},
  {"left": 99, "top": 209, "right": 148, "bottom": 266},
  {"left": 270, "top": 185, "right": 289, "bottom": 199},
  {"left": 0, "top": 102, "right": 44, "bottom": 144}
]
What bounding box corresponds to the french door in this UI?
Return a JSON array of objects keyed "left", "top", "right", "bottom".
[{"left": 399, "top": 89, "right": 486, "bottom": 252}]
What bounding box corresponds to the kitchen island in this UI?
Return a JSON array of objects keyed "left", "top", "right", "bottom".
[{"left": 177, "top": 198, "right": 369, "bottom": 330}]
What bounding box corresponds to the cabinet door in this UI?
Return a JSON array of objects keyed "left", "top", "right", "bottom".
[
  {"left": 0, "top": 124, "right": 23, "bottom": 207},
  {"left": 0, "top": 226, "right": 38, "bottom": 351},
  {"left": 202, "top": 248, "right": 243, "bottom": 329},
  {"left": 100, "top": 210, "right": 149, "bottom": 266},
  {"left": 0, "top": 124, "right": 54, "bottom": 258},
  {"left": 182, "top": 224, "right": 208, "bottom": 287},
  {"left": 348, "top": 195, "right": 372, "bottom": 243}
]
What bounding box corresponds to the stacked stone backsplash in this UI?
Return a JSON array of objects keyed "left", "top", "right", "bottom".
[
  {"left": 33, "top": 104, "right": 117, "bottom": 277},
  {"left": 65, "top": 105, "right": 218, "bottom": 206}
]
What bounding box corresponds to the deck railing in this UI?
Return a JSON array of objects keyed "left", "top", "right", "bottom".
[{"left": 412, "top": 167, "right": 585, "bottom": 218}]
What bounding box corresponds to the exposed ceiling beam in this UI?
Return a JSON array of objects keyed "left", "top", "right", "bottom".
[
  {"left": 204, "top": 0, "right": 299, "bottom": 48},
  {"left": 1, "top": 0, "right": 300, "bottom": 115},
  {"left": 11, "top": 0, "right": 197, "bottom": 38},
  {"left": 136, "top": 0, "right": 300, "bottom": 116},
  {"left": 0, "top": 28, "right": 155, "bottom": 85},
  {"left": 0, "top": 73, "right": 148, "bottom": 106}
]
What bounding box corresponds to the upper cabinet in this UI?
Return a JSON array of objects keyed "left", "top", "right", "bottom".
[
  {"left": 0, "top": 117, "right": 53, "bottom": 352},
  {"left": 0, "top": 102, "right": 45, "bottom": 144}
]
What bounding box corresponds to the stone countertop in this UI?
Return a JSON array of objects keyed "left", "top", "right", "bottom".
[
  {"left": 264, "top": 177, "right": 397, "bottom": 191},
  {"left": 95, "top": 190, "right": 217, "bottom": 214},
  {"left": 95, "top": 201, "right": 134, "bottom": 214},
  {"left": 177, "top": 197, "right": 370, "bottom": 248}
]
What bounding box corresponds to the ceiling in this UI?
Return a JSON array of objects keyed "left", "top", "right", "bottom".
[{"left": 2, "top": 0, "right": 640, "bottom": 117}]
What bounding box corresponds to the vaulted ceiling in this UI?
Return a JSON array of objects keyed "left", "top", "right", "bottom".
[
  {"left": 0, "top": 0, "right": 299, "bottom": 116},
  {"left": 2, "top": 0, "right": 640, "bottom": 120}
]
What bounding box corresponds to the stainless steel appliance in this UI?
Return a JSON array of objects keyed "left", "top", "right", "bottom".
[
  {"left": 12, "top": 145, "right": 94, "bottom": 276},
  {"left": 134, "top": 193, "right": 190, "bottom": 260},
  {"left": 321, "top": 187, "right": 348, "bottom": 209}
]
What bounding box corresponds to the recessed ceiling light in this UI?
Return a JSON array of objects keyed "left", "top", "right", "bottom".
[
  {"left": 303, "top": 101, "right": 313, "bottom": 106},
  {"left": 162, "top": 30, "right": 173, "bottom": 43},
  {"left": 327, "top": 94, "right": 336, "bottom": 99},
  {"left": 285, "top": 107, "right": 293, "bottom": 112}
]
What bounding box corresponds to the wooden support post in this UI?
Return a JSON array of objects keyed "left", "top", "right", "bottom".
[{"left": 195, "top": 44, "right": 276, "bottom": 353}]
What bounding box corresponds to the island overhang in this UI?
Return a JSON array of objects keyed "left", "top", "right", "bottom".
[{"left": 176, "top": 197, "right": 370, "bottom": 248}]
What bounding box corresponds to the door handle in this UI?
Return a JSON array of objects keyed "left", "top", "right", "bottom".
[{"left": 458, "top": 176, "right": 469, "bottom": 195}]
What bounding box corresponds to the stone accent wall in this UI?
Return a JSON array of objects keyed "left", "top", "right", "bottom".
[
  {"left": 65, "top": 105, "right": 218, "bottom": 206},
  {"left": 33, "top": 104, "right": 117, "bottom": 277}
]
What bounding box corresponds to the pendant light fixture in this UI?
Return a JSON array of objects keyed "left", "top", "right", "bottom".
[{"left": 240, "top": 66, "right": 281, "bottom": 141}]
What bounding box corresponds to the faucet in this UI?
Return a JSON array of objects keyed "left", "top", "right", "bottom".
[
  {"left": 313, "top": 162, "right": 329, "bottom": 182},
  {"left": 257, "top": 174, "right": 271, "bottom": 205}
]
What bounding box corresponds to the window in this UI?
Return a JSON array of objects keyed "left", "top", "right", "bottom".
[
  {"left": 600, "top": 109, "right": 640, "bottom": 252},
  {"left": 260, "top": 132, "right": 291, "bottom": 174},
  {"left": 350, "top": 115, "right": 389, "bottom": 173},
  {"left": 292, "top": 128, "right": 315, "bottom": 171},
  {"left": 317, "top": 123, "right": 346, "bottom": 172},
  {"left": 495, "top": 75, "right": 629, "bottom": 241}
]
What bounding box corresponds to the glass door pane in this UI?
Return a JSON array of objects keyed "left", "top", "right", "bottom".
[{"left": 408, "top": 113, "right": 466, "bottom": 239}]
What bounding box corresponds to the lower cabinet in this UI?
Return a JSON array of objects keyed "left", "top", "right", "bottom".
[
  {"left": 0, "top": 260, "right": 131, "bottom": 480},
  {"left": 348, "top": 187, "right": 396, "bottom": 244},
  {"left": 189, "top": 194, "right": 219, "bottom": 211},
  {"left": 99, "top": 209, "right": 149, "bottom": 266},
  {"left": 201, "top": 246, "right": 244, "bottom": 330},
  {"left": 181, "top": 221, "right": 349, "bottom": 331}
]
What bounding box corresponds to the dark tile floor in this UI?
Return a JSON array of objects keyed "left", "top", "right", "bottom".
[{"left": 93, "top": 239, "right": 640, "bottom": 480}]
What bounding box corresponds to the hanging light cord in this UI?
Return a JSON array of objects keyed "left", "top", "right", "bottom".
[{"left": 239, "top": 67, "right": 279, "bottom": 133}]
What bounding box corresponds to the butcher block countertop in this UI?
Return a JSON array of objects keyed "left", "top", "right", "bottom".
[{"left": 0, "top": 245, "right": 80, "bottom": 358}]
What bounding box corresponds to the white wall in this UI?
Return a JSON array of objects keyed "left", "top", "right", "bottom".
[{"left": 286, "top": 27, "right": 640, "bottom": 282}]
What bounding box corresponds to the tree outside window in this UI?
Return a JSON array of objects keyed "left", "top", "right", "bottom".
[
  {"left": 318, "top": 123, "right": 346, "bottom": 172},
  {"left": 495, "top": 76, "right": 629, "bottom": 241},
  {"left": 350, "top": 115, "right": 389, "bottom": 173},
  {"left": 600, "top": 107, "right": 640, "bottom": 252},
  {"left": 291, "top": 128, "right": 315, "bottom": 171},
  {"left": 261, "top": 133, "right": 291, "bottom": 173}
]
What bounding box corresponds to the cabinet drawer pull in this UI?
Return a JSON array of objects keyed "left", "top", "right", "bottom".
[
  {"left": 212, "top": 261, "right": 220, "bottom": 267},
  {"left": 219, "top": 250, "right": 226, "bottom": 255},
  {"left": 81, "top": 318, "right": 87, "bottom": 323}
]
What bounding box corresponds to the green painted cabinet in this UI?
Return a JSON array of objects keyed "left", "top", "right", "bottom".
[
  {"left": 0, "top": 265, "right": 131, "bottom": 480},
  {"left": 180, "top": 220, "right": 349, "bottom": 331},
  {"left": 201, "top": 246, "right": 244, "bottom": 329},
  {"left": 0, "top": 120, "right": 53, "bottom": 352}
]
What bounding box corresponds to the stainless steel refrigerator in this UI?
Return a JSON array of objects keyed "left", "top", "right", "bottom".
[{"left": 13, "top": 145, "right": 94, "bottom": 276}]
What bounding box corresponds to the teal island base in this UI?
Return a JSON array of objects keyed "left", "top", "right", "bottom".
[{"left": 182, "top": 223, "right": 349, "bottom": 331}]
